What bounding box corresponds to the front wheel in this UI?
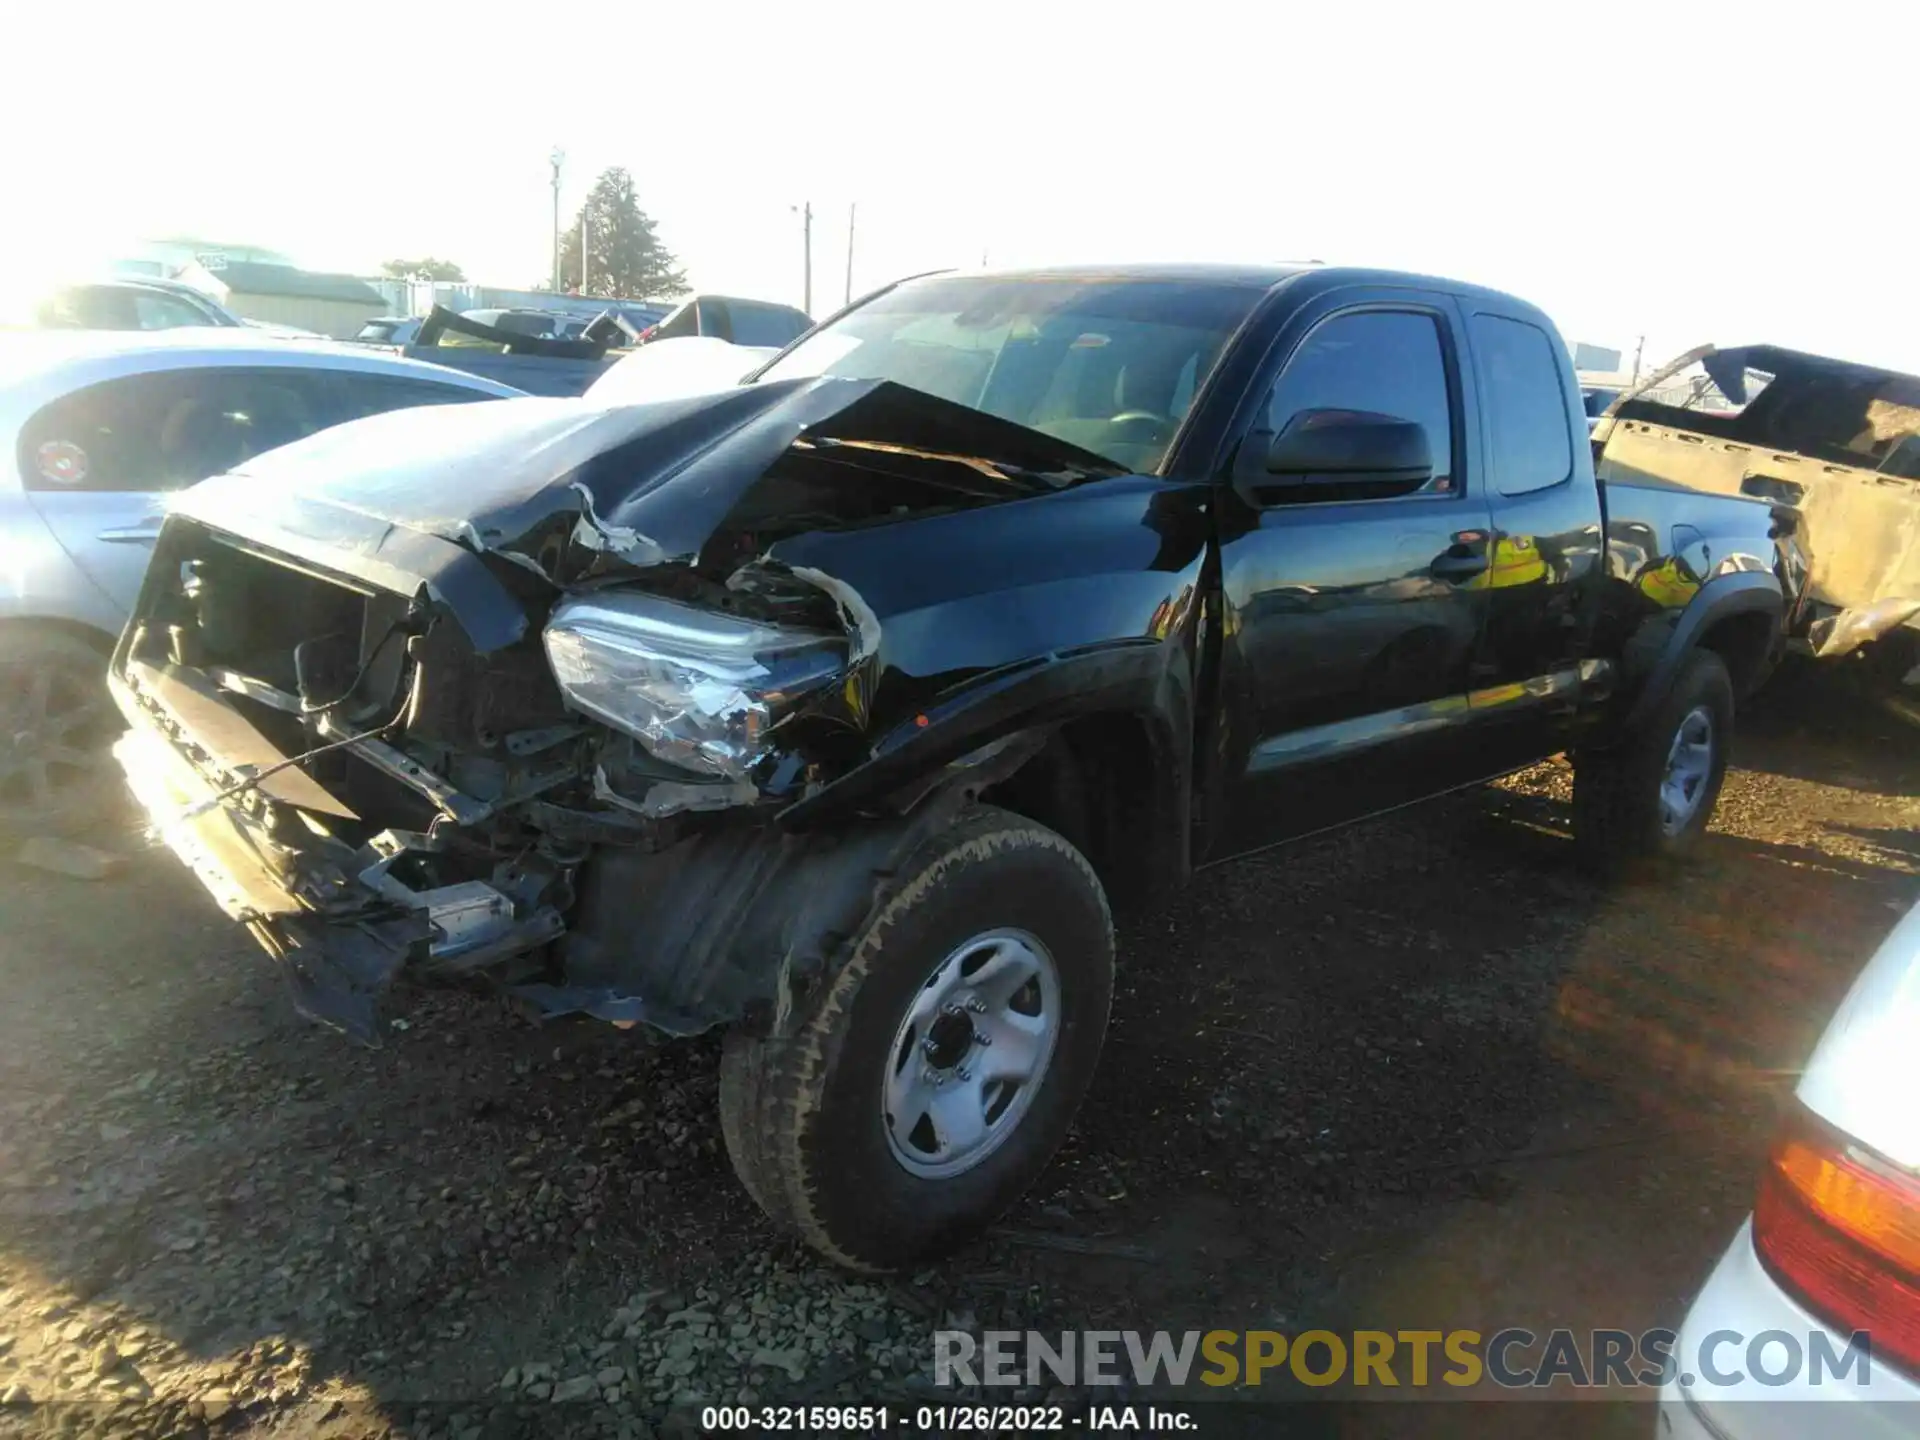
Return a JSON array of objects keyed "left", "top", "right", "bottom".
[
  {"left": 718, "top": 806, "right": 1114, "bottom": 1270},
  {"left": 0, "top": 628, "right": 122, "bottom": 837},
  {"left": 1573, "top": 648, "right": 1734, "bottom": 877}
]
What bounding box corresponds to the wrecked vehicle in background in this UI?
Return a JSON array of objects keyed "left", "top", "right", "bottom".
[
  {"left": 378, "top": 305, "right": 642, "bottom": 397},
  {"left": 1595, "top": 344, "right": 1920, "bottom": 680},
  {"left": 110, "top": 265, "right": 1796, "bottom": 1269}
]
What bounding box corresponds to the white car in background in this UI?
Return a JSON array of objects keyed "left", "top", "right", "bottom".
[
  {"left": 0, "top": 331, "right": 521, "bottom": 835},
  {"left": 1662, "top": 899, "right": 1920, "bottom": 1436}
]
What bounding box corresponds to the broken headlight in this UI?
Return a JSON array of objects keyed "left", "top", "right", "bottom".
[{"left": 542, "top": 591, "right": 845, "bottom": 781}]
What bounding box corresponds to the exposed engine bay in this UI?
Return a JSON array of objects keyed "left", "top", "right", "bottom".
[{"left": 109, "top": 377, "right": 1126, "bottom": 1043}]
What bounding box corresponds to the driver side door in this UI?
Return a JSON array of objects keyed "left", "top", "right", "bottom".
[{"left": 1207, "top": 295, "right": 1496, "bottom": 861}]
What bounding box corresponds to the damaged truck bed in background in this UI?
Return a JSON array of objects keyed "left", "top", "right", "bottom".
[{"left": 1596, "top": 344, "right": 1920, "bottom": 672}]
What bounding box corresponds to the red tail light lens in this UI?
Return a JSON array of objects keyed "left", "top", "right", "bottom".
[{"left": 1753, "top": 1104, "right": 1920, "bottom": 1375}]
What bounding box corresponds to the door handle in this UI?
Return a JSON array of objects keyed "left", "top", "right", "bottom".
[
  {"left": 1430, "top": 552, "right": 1489, "bottom": 581},
  {"left": 96, "top": 518, "right": 164, "bottom": 545}
]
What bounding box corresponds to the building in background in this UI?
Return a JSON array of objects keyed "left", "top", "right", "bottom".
[
  {"left": 112, "top": 238, "right": 297, "bottom": 277},
  {"left": 172, "top": 260, "right": 385, "bottom": 338},
  {"left": 1572, "top": 341, "right": 1623, "bottom": 374}
]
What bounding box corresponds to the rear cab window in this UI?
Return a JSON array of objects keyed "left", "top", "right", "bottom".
[
  {"left": 493, "top": 313, "right": 556, "bottom": 338},
  {"left": 1470, "top": 313, "right": 1574, "bottom": 496}
]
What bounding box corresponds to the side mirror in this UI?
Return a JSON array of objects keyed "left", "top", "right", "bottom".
[{"left": 1234, "top": 410, "right": 1434, "bottom": 504}]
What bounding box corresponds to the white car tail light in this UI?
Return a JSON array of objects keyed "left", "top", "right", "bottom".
[{"left": 1753, "top": 1103, "right": 1920, "bottom": 1375}]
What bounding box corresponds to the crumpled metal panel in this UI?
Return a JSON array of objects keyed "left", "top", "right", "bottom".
[
  {"left": 1808, "top": 597, "right": 1920, "bottom": 659},
  {"left": 1597, "top": 343, "right": 1920, "bottom": 647}
]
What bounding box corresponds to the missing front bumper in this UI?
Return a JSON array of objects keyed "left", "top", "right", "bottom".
[
  {"left": 113, "top": 701, "right": 564, "bottom": 1045},
  {"left": 114, "top": 724, "right": 426, "bottom": 1044}
]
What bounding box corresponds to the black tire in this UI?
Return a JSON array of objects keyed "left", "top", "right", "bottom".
[
  {"left": 1573, "top": 648, "right": 1734, "bottom": 877},
  {"left": 718, "top": 805, "right": 1114, "bottom": 1270},
  {"left": 0, "top": 627, "right": 122, "bottom": 837}
]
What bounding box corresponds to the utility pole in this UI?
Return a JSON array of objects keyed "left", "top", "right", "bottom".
[
  {"left": 549, "top": 148, "right": 565, "bottom": 292},
  {"left": 1630, "top": 334, "right": 1646, "bottom": 386},
  {"left": 844, "top": 201, "right": 856, "bottom": 306},
  {"left": 788, "top": 202, "right": 816, "bottom": 311},
  {"left": 581, "top": 208, "right": 590, "bottom": 295}
]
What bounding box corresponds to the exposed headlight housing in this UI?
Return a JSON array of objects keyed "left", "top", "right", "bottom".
[{"left": 543, "top": 591, "right": 845, "bottom": 781}]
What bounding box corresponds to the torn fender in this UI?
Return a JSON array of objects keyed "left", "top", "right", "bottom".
[{"left": 749, "top": 473, "right": 1212, "bottom": 824}]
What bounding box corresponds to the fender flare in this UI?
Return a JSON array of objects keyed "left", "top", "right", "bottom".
[{"left": 1618, "top": 570, "right": 1783, "bottom": 738}]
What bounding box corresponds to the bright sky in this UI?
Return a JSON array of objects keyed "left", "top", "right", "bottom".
[{"left": 6, "top": 0, "right": 1917, "bottom": 374}]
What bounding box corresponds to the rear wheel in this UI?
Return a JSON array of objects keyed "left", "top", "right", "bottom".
[
  {"left": 718, "top": 806, "right": 1114, "bottom": 1270},
  {"left": 0, "top": 628, "right": 122, "bottom": 837},
  {"left": 1574, "top": 648, "right": 1733, "bottom": 877}
]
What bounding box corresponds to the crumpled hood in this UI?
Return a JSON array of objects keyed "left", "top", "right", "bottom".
[{"left": 172, "top": 376, "right": 1121, "bottom": 585}]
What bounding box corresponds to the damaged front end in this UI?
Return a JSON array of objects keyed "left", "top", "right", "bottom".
[
  {"left": 110, "top": 377, "right": 1145, "bottom": 1044},
  {"left": 109, "top": 533, "right": 599, "bottom": 1044}
]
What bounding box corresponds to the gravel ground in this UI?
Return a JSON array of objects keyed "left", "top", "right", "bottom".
[{"left": 0, "top": 663, "right": 1915, "bottom": 1438}]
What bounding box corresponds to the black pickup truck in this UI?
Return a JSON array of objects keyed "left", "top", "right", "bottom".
[{"left": 109, "top": 264, "right": 1797, "bottom": 1269}]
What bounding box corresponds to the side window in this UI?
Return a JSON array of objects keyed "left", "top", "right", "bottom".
[
  {"left": 652, "top": 304, "right": 701, "bottom": 340},
  {"left": 37, "top": 286, "right": 136, "bottom": 329},
  {"left": 18, "top": 369, "right": 330, "bottom": 493},
  {"left": 1263, "top": 310, "right": 1455, "bottom": 498},
  {"left": 1471, "top": 314, "right": 1574, "bottom": 496},
  {"left": 133, "top": 292, "right": 212, "bottom": 330},
  {"left": 330, "top": 373, "right": 494, "bottom": 421},
  {"left": 697, "top": 299, "right": 734, "bottom": 342}
]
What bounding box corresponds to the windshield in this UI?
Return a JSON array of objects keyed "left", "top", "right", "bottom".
[{"left": 758, "top": 274, "right": 1263, "bottom": 471}]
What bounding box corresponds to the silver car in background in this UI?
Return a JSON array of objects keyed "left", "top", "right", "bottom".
[{"left": 0, "top": 331, "right": 521, "bottom": 834}]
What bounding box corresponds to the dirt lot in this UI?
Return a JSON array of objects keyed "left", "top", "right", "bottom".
[{"left": 0, "top": 665, "right": 1915, "bottom": 1439}]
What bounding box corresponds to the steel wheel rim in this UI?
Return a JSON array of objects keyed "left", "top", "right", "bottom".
[
  {"left": 1659, "top": 705, "right": 1715, "bottom": 836},
  {"left": 0, "top": 662, "right": 111, "bottom": 818},
  {"left": 881, "top": 927, "right": 1062, "bottom": 1180}
]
